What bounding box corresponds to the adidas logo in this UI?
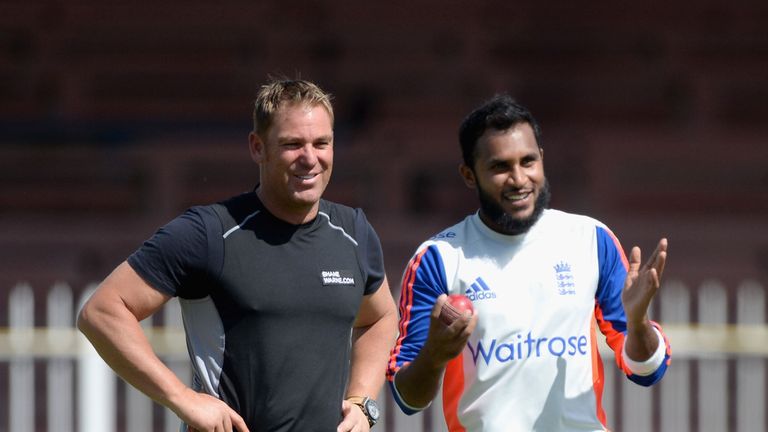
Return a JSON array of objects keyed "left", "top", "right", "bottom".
[{"left": 465, "top": 277, "right": 497, "bottom": 301}]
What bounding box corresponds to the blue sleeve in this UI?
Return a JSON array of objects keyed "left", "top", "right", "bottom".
[
  {"left": 595, "top": 226, "right": 628, "bottom": 334},
  {"left": 387, "top": 245, "right": 448, "bottom": 414},
  {"left": 127, "top": 206, "right": 221, "bottom": 299},
  {"left": 595, "top": 226, "right": 670, "bottom": 386}
]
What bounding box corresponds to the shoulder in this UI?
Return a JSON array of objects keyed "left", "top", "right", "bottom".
[
  {"left": 318, "top": 199, "right": 366, "bottom": 230},
  {"left": 215, "top": 191, "right": 261, "bottom": 218},
  {"left": 413, "top": 216, "right": 472, "bottom": 257},
  {"left": 319, "top": 199, "right": 359, "bottom": 218},
  {"left": 151, "top": 205, "right": 224, "bottom": 253},
  {"left": 154, "top": 205, "right": 218, "bottom": 237},
  {"left": 540, "top": 209, "right": 609, "bottom": 232},
  {"left": 184, "top": 204, "right": 221, "bottom": 223}
]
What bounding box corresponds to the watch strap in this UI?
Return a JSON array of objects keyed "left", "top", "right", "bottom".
[{"left": 346, "top": 396, "right": 376, "bottom": 427}]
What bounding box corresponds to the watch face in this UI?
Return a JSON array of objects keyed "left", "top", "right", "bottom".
[{"left": 365, "top": 399, "right": 380, "bottom": 421}]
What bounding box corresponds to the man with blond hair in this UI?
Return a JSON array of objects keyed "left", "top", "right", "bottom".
[{"left": 79, "top": 79, "right": 397, "bottom": 432}]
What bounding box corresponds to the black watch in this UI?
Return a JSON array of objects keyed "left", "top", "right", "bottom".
[{"left": 347, "top": 396, "right": 380, "bottom": 427}]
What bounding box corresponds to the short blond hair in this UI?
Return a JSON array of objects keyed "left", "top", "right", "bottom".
[{"left": 253, "top": 79, "right": 334, "bottom": 136}]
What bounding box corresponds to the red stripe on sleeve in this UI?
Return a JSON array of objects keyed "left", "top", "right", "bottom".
[
  {"left": 605, "top": 228, "right": 629, "bottom": 270},
  {"left": 387, "top": 248, "right": 428, "bottom": 380}
]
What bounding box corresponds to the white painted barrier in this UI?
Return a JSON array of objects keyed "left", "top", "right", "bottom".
[{"left": 1, "top": 279, "right": 766, "bottom": 432}]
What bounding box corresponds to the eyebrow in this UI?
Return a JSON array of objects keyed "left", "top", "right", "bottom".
[
  {"left": 276, "top": 134, "right": 333, "bottom": 144},
  {"left": 485, "top": 157, "right": 507, "bottom": 165},
  {"left": 484, "top": 150, "right": 540, "bottom": 165}
]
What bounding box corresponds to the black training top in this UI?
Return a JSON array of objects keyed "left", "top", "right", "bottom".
[{"left": 127, "top": 191, "right": 385, "bottom": 432}]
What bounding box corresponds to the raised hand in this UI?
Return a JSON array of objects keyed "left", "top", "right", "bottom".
[{"left": 621, "top": 238, "right": 668, "bottom": 327}]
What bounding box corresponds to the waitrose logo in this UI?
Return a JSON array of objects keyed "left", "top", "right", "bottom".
[{"left": 467, "top": 332, "right": 589, "bottom": 365}]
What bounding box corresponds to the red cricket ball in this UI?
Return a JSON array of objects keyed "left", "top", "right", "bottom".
[{"left": 439, "top": 294, "right": 474, "bottom": 326}]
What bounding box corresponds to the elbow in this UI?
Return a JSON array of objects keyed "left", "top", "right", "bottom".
[
  {"left": 385, "top": 300, "right": 399, "bottom": 341},
  {"left": 76, "top": 299, "right": 95, "bottom": 336},
  {"left": 388, "top": 311, "right": 399, "bottom": 345},
  {"left": 388, "top": 380, "right": 426, "bottom": 415},
  {"left": 76, "top": 294, "right": 110, "bottom": 338}
]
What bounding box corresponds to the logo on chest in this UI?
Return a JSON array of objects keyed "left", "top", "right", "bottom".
[
  {"left": 321, "top": 270, "right": 356, "bottom": 286},
  {"left": 465, "top": 277, "right": 497, "bottom": 301},
  {"left": 554, "top": 261, "right": 576, "bottom": 295}
]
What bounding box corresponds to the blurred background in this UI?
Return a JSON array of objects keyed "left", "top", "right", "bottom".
[{"left": 0, "top": 0, "right": 766, "bottom": 431}]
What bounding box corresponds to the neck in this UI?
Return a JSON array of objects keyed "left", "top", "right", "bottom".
[{"left": 256, "top": 187, "right": 319, "bottom": 225}]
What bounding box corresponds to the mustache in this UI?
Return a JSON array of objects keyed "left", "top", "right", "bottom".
[{"left": 477, "top": 179, "right": 551, "bottom": 235}]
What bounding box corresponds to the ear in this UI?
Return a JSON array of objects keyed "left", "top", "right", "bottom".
[
  {"left": 539, "top": 147, "right": 544, "bottom": 162},
  {"left": 248, "top": 132, "right": 264, "bottom": 164},
  {"left": 459, "top": 163, "right": 477, "bottom": 189}
]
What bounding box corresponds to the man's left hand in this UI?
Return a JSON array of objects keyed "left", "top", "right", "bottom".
[{"left": 337, "top": 399, "right": 370, "bottom": 432}]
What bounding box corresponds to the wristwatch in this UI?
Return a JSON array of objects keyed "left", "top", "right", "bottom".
[{"left": 346, "top": 396, "right": 380, "bottom": 428}]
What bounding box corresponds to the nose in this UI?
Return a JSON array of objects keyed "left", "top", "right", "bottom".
[
  {"left": 298, "top": 144, "right": 318, "bottom": 167},
  {"left": 507, "top": 166, "right": 525, "bottom": 186}
]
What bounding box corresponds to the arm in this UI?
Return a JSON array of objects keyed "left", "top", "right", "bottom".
[
  {"left": 595, "top": 228, "right": 671, "bottom": 385},
  {"left": 386, "top": 245, "right": 477, "bottom": 413},
  {"left": 338, "top": 277, "right": 398, "bottom": 431},
  {"left": 77, "top": 261, "right": 248, "bottom": 432},
  {"left": 393, "top": 294, "right": 477, "bottom": 409},
  {"left": 347, "top": 276, "right": 398, "bottom": 397}
]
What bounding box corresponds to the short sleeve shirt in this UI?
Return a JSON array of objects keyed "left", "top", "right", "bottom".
[{"left": 129, "top": 192, "right": 385, "bottom": 431}]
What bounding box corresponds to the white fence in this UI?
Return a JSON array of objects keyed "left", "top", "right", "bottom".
[{"left": 1, "top": 279, "right": 766, "bottom": 432}]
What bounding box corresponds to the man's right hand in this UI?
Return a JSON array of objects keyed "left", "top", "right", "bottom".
[
  {"left": 391, "top": 294, "right": 478, "bottom": 409},
  {"left": 422, "top": 294, "right": 478, "bottom": 368},
  {"left": 176, "top": 389, "right": 249, "bottom": 432}
]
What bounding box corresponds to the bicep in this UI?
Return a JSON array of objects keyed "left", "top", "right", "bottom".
[
  {"left": 595, "top": 226, "right": 629, "bottom": 327},
  {"left": 354, "top": 276, "right": 396, "bottom": 328},
  {"left": 85, "top": 261, "right": 171, "bottom": 322}
]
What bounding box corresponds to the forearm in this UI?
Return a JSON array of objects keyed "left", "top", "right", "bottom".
[
  {"left": 392, "top": 347, "right": 446, "bottom": 409},
  {"left": 347, "top": 310, "right": 398, "bottom": 398},
  {"left": 78, "top": 298, "right": 189, "bottom": 411},
  {"left": 621, "top": 237, "right": 669, "bottom": 363}
]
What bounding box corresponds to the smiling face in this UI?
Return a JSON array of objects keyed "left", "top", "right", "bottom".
[
  {"left": 249, "top": 102, "right": 333, "bottom": 224},
  {"left": 460, "top": 122, "right": 549, "bottom": 235}
]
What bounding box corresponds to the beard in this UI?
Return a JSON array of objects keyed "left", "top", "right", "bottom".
[{"left": 477, "top": 178, "right": 551, "bottom": 235}]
